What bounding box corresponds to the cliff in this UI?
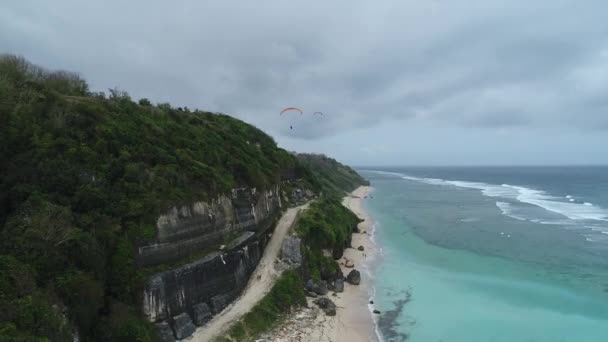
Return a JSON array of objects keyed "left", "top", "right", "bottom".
[
  {"left": 0, "top": 55, "right": 307, "bottom": 341},
  {"left": 140, "top": 186, "right": 287, "bottom": 335},
  {"left": 0, "top": 55, "right": 366, "bottom": 341},
  {"left": 138, "top": 186, "right": 281, "bottom": 267}
]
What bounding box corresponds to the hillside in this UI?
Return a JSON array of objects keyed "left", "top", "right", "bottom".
[
  {"left": 296, "top": 153, "right": 369, "bottom": 196},
  {"left": 0, "top": 55, "right": 367, "bottom": 341}
]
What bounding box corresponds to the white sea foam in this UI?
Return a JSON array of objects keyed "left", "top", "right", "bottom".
[
  {"left": 510, "top": 185, "right": 608, "bottom": 222},
  {"left": 363, "top": 170, "right": 608, "bottom": 224},
  {"left": 495, "top": 202, "right": 527, "bottom": 221}
]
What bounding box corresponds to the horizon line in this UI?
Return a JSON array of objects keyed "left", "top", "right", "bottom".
[{"left": 353, "top": 164, "right": 608, "bottom": 168}]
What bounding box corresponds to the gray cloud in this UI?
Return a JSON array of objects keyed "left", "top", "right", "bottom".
[{"left": 2, "top": 0, "right": 608, "bottom": 164}]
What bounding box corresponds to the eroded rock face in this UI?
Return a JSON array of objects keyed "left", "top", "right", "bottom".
[
  {"left": 155, "top": 322, "right": 175, "bottom": 342},
  {"left": 142, "top": 186, "right": 283, "bottom": 325},
  {"left": 138, "top": 186, "right": 282, "bottom": 267},
  {"left": 143, "top": 238, "right": 265, "bottom": 322},
  {"left": 191, "top": 303, "right": 212, "bottom": 326},
  {"left": 346, "top": 269, "right": 361, "bottom": 285},
  {"left": 210, "top": 293, "right": 232, "bottom": 314},
  {"left": 171, "top": 313, "right": 196, "bottom": 340},
  {"left": 280, "top": 236, "right": 302, "bottom": 265}
]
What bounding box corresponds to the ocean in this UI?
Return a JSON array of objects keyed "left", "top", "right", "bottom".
[{"left": 360, "top": 167, "right": 608, "bottom": 342}]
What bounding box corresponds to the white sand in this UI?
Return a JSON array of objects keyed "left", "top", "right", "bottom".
[
  {"left": 189, "top": 202, "right": 310, "bottom": 342},
  {"left": 268, "top": 186, "right": 378, "bottom": 342}
]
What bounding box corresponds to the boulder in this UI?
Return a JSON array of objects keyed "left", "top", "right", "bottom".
[
  {"left": 373, "top": 310, "right": 381, "bottom": 314},
  {"left": 320, "top": 264, "right": 342, "bottom": 282},
  {"left": 191, "top": 302, "right": 213, "bottom": 326},
  {"left": 369, "top": 300, "right": 374, "bottom": 305},
  {"left": 333, "top": 278, "right": 344, "bottom": 293},
  {"left": 327, "top": 280, "right": 335, "bottom": 291},
  {"left": 316, "top": 280, "right": 329, "bottom": 295},
  {"left": 210, "top": 294, "right": 231, "bottom": 314},
  {"left": 346, "top": 269, "right": 361, "bottom": 285},
  {"left": 281, "top": 236, "right": 302, "bottom": 265},
  {"left": 344, "top": 259, "right": 355, "bottom": 268},
  {"left": 357, "top": 246, "right": 365, "bottom": 251},
  {"left": 306, "top": 279, "right": 329, "bottom": 296},
  {"left": 306, "top": 291, "right": 318, "bottom": 298},
  {"left": 313, "top": 297, "right": 337, "bottom": 316},
  {"left": 155, "top": 322, "right": 176, "bottom": 342},
  {"left": 332, "top": 248, "right": 344, "bottom": 260},
  {"left": 171, "top": 313, "right": 196, "bottom": 340}
]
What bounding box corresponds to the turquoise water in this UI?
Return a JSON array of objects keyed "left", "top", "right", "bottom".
[{"left": 362, "top": 167, "right": 608, "bottom": 342}]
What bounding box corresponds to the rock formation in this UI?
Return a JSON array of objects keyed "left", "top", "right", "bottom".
[
  {"left": 313, "top": 297, "right": 337, "bottom": 316},
  {"left": 346, "top": 269, "right": 361, "bottom": 285}
]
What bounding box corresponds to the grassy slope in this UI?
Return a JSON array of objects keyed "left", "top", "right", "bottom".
[{"left": 296, "top": 153, "right": 369, "bottom": 196}]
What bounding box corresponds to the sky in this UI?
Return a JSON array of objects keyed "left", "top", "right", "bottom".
[{"left": 2, "top": 0, "right": 608, "bottom": 166}]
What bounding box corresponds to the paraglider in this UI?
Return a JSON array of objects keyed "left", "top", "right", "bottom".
[
  {"left": 280, "top": 107, "right": 303, "bottom": 116},
  {"left": 280, "top": 107, "right": 325, "bottom": 130},
  {"left": 281, "top": 107, "right": 303, "bottom": 129}
]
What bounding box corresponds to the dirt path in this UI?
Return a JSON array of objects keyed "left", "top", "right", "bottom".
[
  {"left": 266, "top": 186, "right": 377, "bottom": 342},
  {"left": 189, "top": 202, "right": 310, "bottom": 342}
]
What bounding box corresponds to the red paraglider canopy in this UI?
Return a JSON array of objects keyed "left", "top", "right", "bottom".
[{"left": 280, "top": 107, "right": 303, "bottom": 115}]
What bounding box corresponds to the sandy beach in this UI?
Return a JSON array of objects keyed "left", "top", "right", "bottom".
[{"left": 267, "top": 186, "right": 378, "bottom": 342}]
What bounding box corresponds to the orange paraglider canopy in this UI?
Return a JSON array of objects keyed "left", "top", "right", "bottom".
[{"left": 280, "top": 107, "right": 303, "bottom": 115}]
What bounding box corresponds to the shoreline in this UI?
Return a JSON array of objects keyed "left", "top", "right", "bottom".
[{"left": 267, "top": 186, "right": 380, "bottom": 342}]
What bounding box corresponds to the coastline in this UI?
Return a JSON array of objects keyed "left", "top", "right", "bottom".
[{"left": 267, "top": 186, "right": 379, "bottom": 342}]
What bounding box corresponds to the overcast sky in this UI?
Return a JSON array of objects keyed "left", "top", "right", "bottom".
[{"left": 2, "top": 1, "right": 608, "bottom": 166}]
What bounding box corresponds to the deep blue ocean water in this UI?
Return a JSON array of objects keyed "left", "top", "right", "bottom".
[{"left": 360, "top": 167, "right": 608, "bottom": 342}]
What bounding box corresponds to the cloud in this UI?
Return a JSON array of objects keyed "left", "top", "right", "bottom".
[{"left": 1, "top": 1, "right": 608, "bottom": 164}]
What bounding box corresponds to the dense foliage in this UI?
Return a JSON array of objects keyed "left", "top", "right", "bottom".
[
  {"left": 296, "top": 197, "right": 361, "bottom": 281},
  {"left": 296, "top": 153, "right": 369, "bottom": 197},
  {"left": 0, "top": 55, "right": 307, "bottom": 341},
  {"left": 0, "top": 55, "right": 368, "bottom": 341},
  {"left": 220, "top": 270, "right": 306, "bottom": 341}
]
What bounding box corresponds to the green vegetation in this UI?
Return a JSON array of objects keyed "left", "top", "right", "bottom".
[
  {"left": 0, "top": 55, "right": 368, "bottom": 341},
  {"left": 220, "top": 197, "right": 362, "bottom": 340},
  {"left": 296, "top": 153, "right": 369, "bottom": 197},
  {"left": 296, "top": 197, "right": 361, "bottom": 281},
  {"left": 0, "top": 55, "right": 310, "bottom": 341},
  {"left": 220, "top": 270, "right": 306, "bottom": 341}
]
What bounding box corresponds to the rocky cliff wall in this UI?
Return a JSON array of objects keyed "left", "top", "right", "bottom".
[
  {"left": 143, "top": 232, "right": 267, "bottom": 323},
  {"left": 138, "top": 185, "right": 282, "bottom": 267},
  {"left": 140, "top": 185, "right": 285, "bottom": 340}
]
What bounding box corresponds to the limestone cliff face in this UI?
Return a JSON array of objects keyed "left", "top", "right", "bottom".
[
  {"left": 140, "top": 185, "right": 283, "bottom": 333},
  {"left": 138, "top": 185, "right": 282, "bottom": 267},
  {"left": 143, "top": 234, "right": 266, "bottom": 323}
]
